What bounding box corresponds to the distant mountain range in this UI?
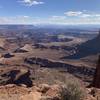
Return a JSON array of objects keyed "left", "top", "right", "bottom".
[
  {"left": 0, "top": 25, "right": 36, "bottom": 30},
  {"left": 0, "top": 24, "right": 100, "bottom": 30}
]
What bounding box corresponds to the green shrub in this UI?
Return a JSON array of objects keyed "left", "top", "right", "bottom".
[{"left": 61, "top": 83, "right": 84, "bottom": 100}]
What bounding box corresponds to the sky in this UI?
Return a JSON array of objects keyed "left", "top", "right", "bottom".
[{"left": 0, "top": 0, "right": 100, "bottom": 25}]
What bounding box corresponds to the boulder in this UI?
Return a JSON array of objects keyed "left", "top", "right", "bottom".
[
  {"left": 20, "top": 91, "right": 42, "bottom": 100},
  {"left": 45, "top": 85, "right": 63, "bottom": 100},
  {"left": 38, "top": 84, "right": 50, "bottom": 93}
]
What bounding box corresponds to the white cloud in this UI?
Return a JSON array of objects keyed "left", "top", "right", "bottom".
[
  {"left": 64, "top": 11, "right": 82, "bottom": 17},
  {"left": 81, "top": 14, "right": 100, "bottom": 18},
  {"left": 1, "top": 12, "right": 100, "bottom": 25},
  {"left": 18, "top": 0, "right": 44, "bottom": 6},
  {"left": 0, "top": 16, "right": 34, "bottom": 24},
  {"left": 51, "top": 16, "right": 66, "bottom": 20},
  {"left": 95, "top": 14, "right": 100, "bottom": 17},
  {"left": 81, "top": 14, "right": 91, "bottom": 18},
  {"left": 64, "top": 11, "right": 100, "bottom": 19}
]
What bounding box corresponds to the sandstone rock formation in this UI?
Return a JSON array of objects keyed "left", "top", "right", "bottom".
[
  {"left": 3, "top": 53, "right": 14, "bottom": 58},
  {"left": 92, "top": 55, "right": 100, "bottom": 88},
  {"left": 66, "top": 31, "right": 100, "bottom": 59},
  {"left": 25, "top": 57, "right": 95, "bottom": 76},
  {"left": 0, "top": 69, "right": 32, "bottom": 87},
  {"left": 14, "top": 48, "right": 28, "bottom": 53},
  {"left": 20, "top": 44, "right": 33, "bottom": 51},
  {"left": 0, "top": 84, "right": 66, "bottom": 100}
]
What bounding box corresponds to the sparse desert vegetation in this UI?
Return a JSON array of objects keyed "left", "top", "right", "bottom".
[{"left": 0, "top": 25, "right": 99, "bottom": 100}]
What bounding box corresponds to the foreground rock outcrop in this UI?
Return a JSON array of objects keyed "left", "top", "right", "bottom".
[
  {"left": 0, "top": 84, "right": 84, "bottom": 100},
  {"left": 0, "top": 84, "right": 64, "bottom": 100},
  {"left": 0, "top": 69, "right": 32, "bottom": 87},
  {"left": 92, "top": 55, "right": 100, "bottom": 88}
]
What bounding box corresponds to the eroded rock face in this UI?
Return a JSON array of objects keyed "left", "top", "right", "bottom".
[
  {"left": 92, "top": 55, "right": 100, "bottom": 88},
  {"left": 0, "top": 69, "right": 32, "bottom": 87},
  {"left": 3, "top": 53, "right": 14, "bottom": 58},
  {"left": 25, "top": 57, "right": 95, "bottom": 76},
  {"left": 0, "top": 84, "right": 65, "bottom": 100},
  {"left": 14, "top": 48, "right": 28, "bottom": 53},
  {"left": 66, "top": 32, "right": 100, "bottom": 59}
]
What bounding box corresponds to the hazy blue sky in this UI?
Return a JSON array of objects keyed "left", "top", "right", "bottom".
[{"left": 0, "top": 0, "right": 100, "bottom": 24}]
